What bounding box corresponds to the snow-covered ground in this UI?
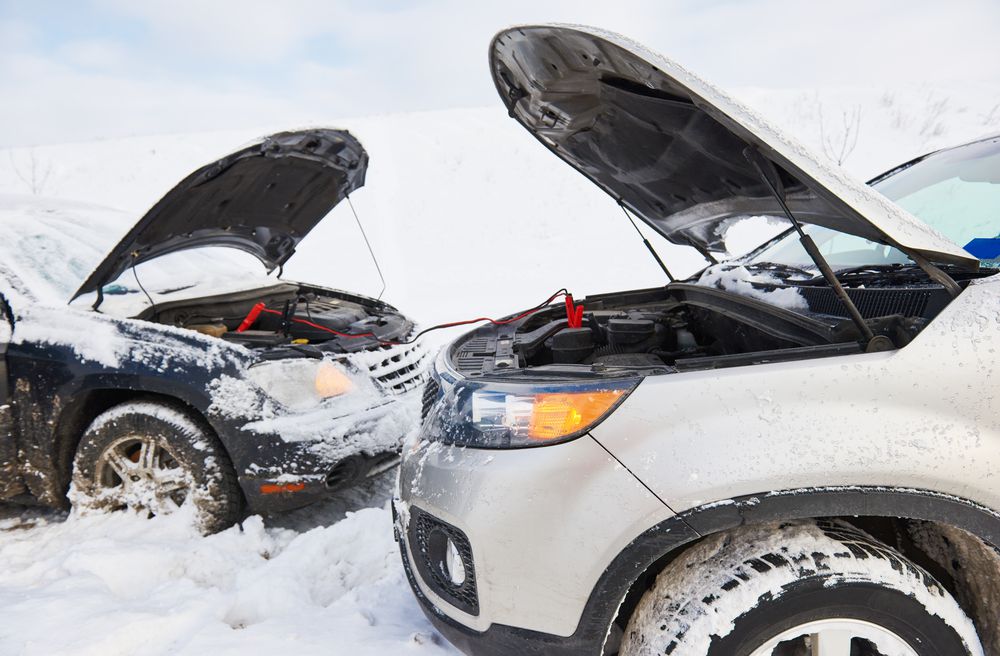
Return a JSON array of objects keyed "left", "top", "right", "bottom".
[
  {"left": 0, "top": 83, "right": 997, "bottom": 655},
  {"left": 0, "top": 473, "right": 458, "bottom": 655}
]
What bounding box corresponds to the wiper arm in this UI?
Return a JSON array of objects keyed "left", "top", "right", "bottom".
[
  {"left": 834, "top": 262, "right": 964, "bottom": 293},
  {"left": 833, "top": 263, "right": 919, "bottom": 277},
  {"left": 745, "top": 261, "right": 817, "bottom": 280}
]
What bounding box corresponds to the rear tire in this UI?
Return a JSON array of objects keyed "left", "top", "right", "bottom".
[
  {"left": 70, "top": 400, "right": 242, "bottom": 534},
  {"left": 621, "top": 520, "right": 983, "bottom": 656}
]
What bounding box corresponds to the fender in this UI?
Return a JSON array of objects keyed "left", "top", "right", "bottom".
[{"left": 412, "top": 486, "right": 1000, "bottom": 656}]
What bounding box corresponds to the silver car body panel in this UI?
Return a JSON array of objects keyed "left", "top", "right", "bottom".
[
  {"left": 398, "top": 22, "right": 999, "bottom": 649},
  {"left": 399, "top": 276, "right": 1000, "bottom": 636},
  {"left": 397, "top": 434, "right": 670, "bottom": 636},
  {"left": 591, "top": 275, "right": 1000, "bottom": 513}
]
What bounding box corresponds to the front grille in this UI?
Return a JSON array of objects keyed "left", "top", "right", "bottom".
[
  {"left": 421, "top": 378, "right": 441, "bottom": 421},
  {"left": 410, "top": 506, "right": 479, "bottom": 616},
  {"left": 353, "top": 342, "right": 429, "bottom": 395}
]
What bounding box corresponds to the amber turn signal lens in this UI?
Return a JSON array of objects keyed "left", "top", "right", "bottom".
[
  {"left": 315, "top": 361, "right": 354, "bottom": 398},
  {"left": 260, "top": 482, "right": 306, "bottom": 494},
  {"left": 527, "top": 390, "right": 625, "bottom": 441}
]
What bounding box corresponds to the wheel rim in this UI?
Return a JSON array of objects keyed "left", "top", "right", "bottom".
[
  {"left": 94, "top": 434, "right": 193, "bottom": 516},
  {"left": 748, "top": 618, "right": 918, "bottom": 656}
]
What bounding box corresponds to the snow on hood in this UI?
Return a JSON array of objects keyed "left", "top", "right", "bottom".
[
  {"left": 696, "top": 263, "right": 808, "bottom": 311},
  {"left": 489, "top": 25, "right": 977, "bottom": 269}
]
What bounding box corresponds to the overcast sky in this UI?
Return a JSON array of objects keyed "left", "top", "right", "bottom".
[{"left": 1, "top": 0, "right": 998, "bottom": 147}]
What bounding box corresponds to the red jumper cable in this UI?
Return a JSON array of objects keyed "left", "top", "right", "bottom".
[{"left": 234, "top": 288, "right": 577, "bottom": 346}]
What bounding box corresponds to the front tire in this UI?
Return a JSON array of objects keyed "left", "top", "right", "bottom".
[
  {"left": 71, "top": 400, "right": 242, "bottom": 534},
  {"left": 622, "top": 520, "right": 983, "bottom": 656}
]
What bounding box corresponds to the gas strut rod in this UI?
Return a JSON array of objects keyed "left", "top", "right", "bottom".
[
  {"left": 742, "top": 147, "right": 875, "bottom": 344},
  {"left": 619, "top": 203, "right": 674, "bottom": 282}
]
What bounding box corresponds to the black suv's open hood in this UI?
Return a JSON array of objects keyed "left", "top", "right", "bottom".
[
  {"left": 490, "top": 25, "right": 976, "bottom": 269},
  {"left": 72, "top": 129, "right": 368, "bottom": 301}
]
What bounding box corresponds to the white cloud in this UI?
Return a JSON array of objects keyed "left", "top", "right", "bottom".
[
  {"left": 0, "top": 1, "right": 998, "bottom": 146},
  {"left": 56, "top": 39, "right": 130, "bottom": 70},
  {"left": 0, "top": 19, "right": 37, "bottom": 51}
]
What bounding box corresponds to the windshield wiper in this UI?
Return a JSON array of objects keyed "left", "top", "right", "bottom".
[
  {"left": 834, "top": 262, "right": 966, "bottom": 286},
  {"left": 745, "top": 261, "right": 817, "bottom": 280}
]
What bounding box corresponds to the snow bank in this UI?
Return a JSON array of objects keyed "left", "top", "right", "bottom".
[
  {"left": 0, "top": 494, "right": 458, "bottom": 656},
  {"left": 2, "top": 85, "right": 994, "bottom": 346}
]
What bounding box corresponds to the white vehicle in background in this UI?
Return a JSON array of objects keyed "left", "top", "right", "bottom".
[{"left": 397, "top": 25, "right": 1000, "bottom": 656}]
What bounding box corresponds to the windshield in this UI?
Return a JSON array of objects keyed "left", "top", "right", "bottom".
[
  {"left": 0, "top": 197, "right": 268, "bottom": 307},
  {"left": 743, "top": 136, "right": 1000, "bottom": 272}
]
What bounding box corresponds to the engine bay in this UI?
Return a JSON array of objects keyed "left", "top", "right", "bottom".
[
  {"left": 448, "top": 280, "right": 961, "bottom": 377},
  {"left": 143, "top": 283, "right": 412, "bottom": 352}
]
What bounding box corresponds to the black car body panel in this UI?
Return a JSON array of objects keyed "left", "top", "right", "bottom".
[
  {"left": 3, "top": 284, "right": 420, "bottom": 512},
  {"left": 1, "top": 130, "right": 425, "bottom": 516}
]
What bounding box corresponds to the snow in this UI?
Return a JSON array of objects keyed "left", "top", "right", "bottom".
[
  {"left": 0, "top": 482, "right": 457, "bottom": 655},
  {"left": 9, "top": 307, "right": 123, "bottom": 368},
  {"left": 8, "top": 302, "right": 250, "bottom": 371},
  {"left": 695, "top": 263, "right": 809, "bottom": 310},
  {"left": 0, "top": 79, "right": 996, "bottom": 654},
  {"left": 86, "top": 400, "right": 205, "bottom": 440}
]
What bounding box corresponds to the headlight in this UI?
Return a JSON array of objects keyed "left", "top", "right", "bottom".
[
  {"left": 247, "top": 358, "right": 357, "bottom": 411},
  {"left": 428, "top": 378, "right": 639, "bottom": 448}
]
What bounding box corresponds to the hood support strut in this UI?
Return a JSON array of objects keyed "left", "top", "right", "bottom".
[
  {"left": 743, "top": 147, "right": 876, "bottom": 345},
  {"left": 620, "top": 203, "right": 674, "bottom": 282}
]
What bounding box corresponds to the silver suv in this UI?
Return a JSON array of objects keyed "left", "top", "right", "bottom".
[{"left": 397, "top": 25, "right": 1000, "bottom": 656}]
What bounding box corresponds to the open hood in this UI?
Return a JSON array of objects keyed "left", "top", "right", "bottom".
[
  {"left": 490, "top": 25, "right": 977, "bottom": 269},
  {"left": 72, "top": 128, "right": 368, "bottom": 301}
]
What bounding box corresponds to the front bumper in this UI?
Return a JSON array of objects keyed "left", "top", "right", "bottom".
[
  {"left": 395, "top": 433, "right": 669, "bottom": 653},
  {"left": 398, "top": 529, "right": 605, "bottom": 656},
  {"left": 229, "top": 389, "right": 419, "bottom": 513}
]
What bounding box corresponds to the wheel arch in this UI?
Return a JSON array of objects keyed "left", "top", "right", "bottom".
[
  {"left": 594, "top": 487, "right": 1000, "bottom": 654},
  {"left": 51, "top": 386, "right": 224, "bottom": 500}
]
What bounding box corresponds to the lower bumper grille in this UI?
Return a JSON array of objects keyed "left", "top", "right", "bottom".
[{"left": 410, "top": 506, "right": 479, "bottom": 616}]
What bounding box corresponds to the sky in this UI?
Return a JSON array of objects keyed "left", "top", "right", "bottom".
[{"left": 1, "top": 0, "right": 998, "bottom": 147}]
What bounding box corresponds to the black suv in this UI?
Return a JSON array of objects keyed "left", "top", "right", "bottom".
[{"left": 0, "top": 129, "right": 427, "bottom": 532}]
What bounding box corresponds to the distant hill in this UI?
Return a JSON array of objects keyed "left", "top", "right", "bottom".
[{"left": 0, "top": 86, "right": 996, "bottom": 332}]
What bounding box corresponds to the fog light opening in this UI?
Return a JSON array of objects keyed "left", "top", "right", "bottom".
[{"left": 443, "top": 537, "right": 466, "bottom": 586}]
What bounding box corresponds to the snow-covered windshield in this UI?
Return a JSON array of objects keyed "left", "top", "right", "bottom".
[
  {"left": 741, "top": 136, "right": 1000, "bottom": 271},
  {"left": 0, "top": 195, "right": 269, "bottom": 307}
]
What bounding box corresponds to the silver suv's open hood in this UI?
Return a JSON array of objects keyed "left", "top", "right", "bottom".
[
  {"left": 490, "top": 25, "right": 976, "bottom": 269},
  {"left": 72, "top": 128, "right": 368, "bottom": 301}
]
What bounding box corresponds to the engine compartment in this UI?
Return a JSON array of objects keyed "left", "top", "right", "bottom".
[
  {"left": 449, "top": 281, "right": 955, "bottom": 377},
  {"left": 143, "top": 283, "right": 412, "bottom": 352}
]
